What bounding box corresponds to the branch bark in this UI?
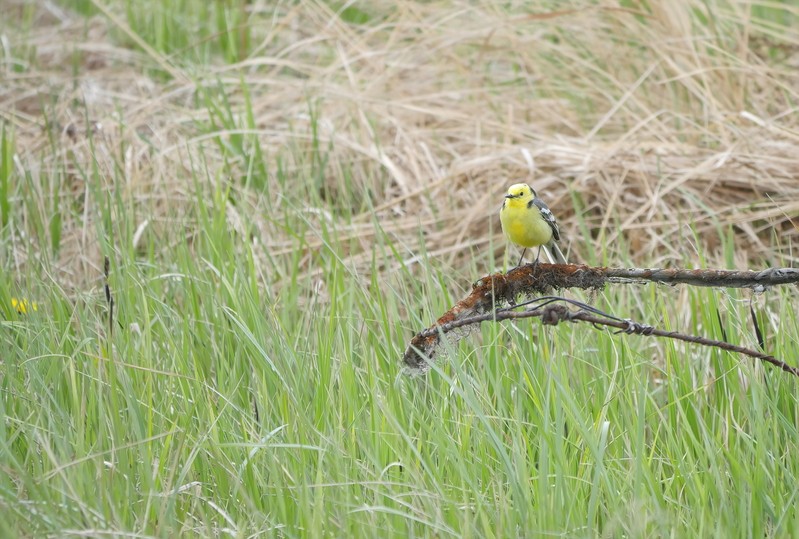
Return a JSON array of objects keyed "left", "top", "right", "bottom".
[{"left": 605, "top": 266, "right": 799, "bottom": 289}]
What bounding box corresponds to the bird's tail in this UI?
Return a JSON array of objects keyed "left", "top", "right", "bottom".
[{"left": 548, "top": 242, "right": 568, "bottom": 265}]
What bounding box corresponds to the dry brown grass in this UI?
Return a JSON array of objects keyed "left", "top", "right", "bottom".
[{"left": 2, "top": 1, "right": 799, "bottom": 291}]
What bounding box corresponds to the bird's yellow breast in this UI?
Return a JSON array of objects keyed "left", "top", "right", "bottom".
[{"left": 500, "top": 198, "right": 553, "bottom": 248}]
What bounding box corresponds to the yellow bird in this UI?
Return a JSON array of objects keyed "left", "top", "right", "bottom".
[{"left": 499, "top": 183, "right": 568, "bottom": 266}]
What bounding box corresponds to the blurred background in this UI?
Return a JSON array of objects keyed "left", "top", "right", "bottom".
[{"left": 4, "top": 1, "right": 797, "bottom": 292}]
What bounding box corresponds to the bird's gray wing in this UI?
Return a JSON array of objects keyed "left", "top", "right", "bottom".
[{"left": 531, "top": 197, "right": 560, "bottom": 242}]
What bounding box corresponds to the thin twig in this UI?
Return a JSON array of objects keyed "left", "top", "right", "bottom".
[
  {"left": 408, "top": 300, "right": 798, "bottom": 377},
  {"left": 104, "top": 256, "right": 114, "bottom": 337}
]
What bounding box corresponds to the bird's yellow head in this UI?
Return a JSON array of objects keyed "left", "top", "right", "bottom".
[{"left": 504, "top": 183, "right": 536, "bottom": 206}]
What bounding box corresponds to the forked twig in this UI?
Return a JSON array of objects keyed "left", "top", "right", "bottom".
[{"left": 403, "top": 264, "right": 799, "bottom": 375}]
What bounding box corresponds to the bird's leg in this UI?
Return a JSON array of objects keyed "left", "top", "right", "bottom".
[
  {"left": 532, "top": 245, "right": 543, "bottom": 270},
  {"left": 516, "top": 248, "right": 527, "bottom": 268}
]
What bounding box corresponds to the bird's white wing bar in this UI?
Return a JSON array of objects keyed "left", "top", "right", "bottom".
[{"left": 531, "top": 197, "right": 560, "bottom": 242}]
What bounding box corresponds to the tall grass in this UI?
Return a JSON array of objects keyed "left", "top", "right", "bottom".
[{"left": 1, "top": 0, "right": 799, "bottom": 537}]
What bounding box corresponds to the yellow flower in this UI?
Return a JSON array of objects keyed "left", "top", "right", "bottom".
[{"left": 11, "top": 298, "right": 38, "bottom": 315}]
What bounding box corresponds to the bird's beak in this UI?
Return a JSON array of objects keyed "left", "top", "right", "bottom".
[{"left": 504, "top": 194, "right": 515, "bottom": 199}]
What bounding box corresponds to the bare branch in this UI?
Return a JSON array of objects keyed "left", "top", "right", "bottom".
[
  {"left": 402, "top": 264, "right": 799, "bottom": 376},
  {"left": 605, "top": 266, "right": 799, "bottom": 289}
]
